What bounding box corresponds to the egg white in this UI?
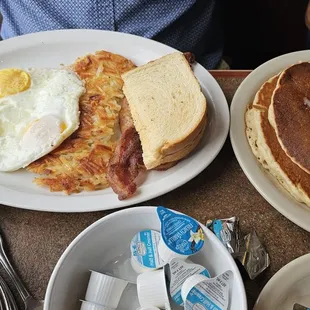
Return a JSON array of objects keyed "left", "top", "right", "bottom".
[{"left": 0, "top": 68, "right": 85, "bottom": 171}]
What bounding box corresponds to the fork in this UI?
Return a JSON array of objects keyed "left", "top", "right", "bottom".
[
  {"left": 0, "top": 232, "right": 44, "bottom": 310},
  {"left": 0, "top": 275, "right": 18, "bottom": 310}
]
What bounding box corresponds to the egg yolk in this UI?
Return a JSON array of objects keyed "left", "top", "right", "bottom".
[
  {"left": 0, "top": 69, "right": 31, "bottom": 98},
  {"left": 21, "top": 115, "right": 66, "bottom": 150},
  {"left": 60, "top": 122, "right": 67, "bottom": 133}
]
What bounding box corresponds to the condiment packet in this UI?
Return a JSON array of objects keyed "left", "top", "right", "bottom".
[
  {"left": 130, "top": 229, "right": 165, "bottom": 273},
  {"left": 169, "top": 258, "right": 210, "bottom": 306},
  {"left": 207, "top": 217, "right": 270, "bottom": 280},
  {"left": 157, "top": 207, "right": 205, "bottom": 263},
  {"left": 237, "top": 231, "right": 270, "bottom": 280},
  {"left": 206, "top": 216, "right": 240, "bottom": 255},
  {"left": 293, "top": 303, "right": 310, "bottom": 310},
  {"left": 182, "top": 270, "right": 233, "bottom": 310}
]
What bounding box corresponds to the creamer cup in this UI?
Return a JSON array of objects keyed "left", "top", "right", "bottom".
[
  {"left": 137, "top": 269, "right": 171, "bottom": 309},
  {"left": 136, "top": 307, "right": 161, "bottom": 310},
  {"left": 130, "top": 230, "right": 165, "bottom": 273},
  {"left": 80, "top": 300, "right": 115, "bottom": 310},
  {"left": 169, "top": 258, "right": 210, "bottom": 306},
  {"left": 181, "top": 270, "right": 233, "bottom": 310},
  {"left": 157, "top": 207, "right": 205, "bottom": 263},
  {"left": 85, "top": 270, "right": 128, "bottom": 308}
]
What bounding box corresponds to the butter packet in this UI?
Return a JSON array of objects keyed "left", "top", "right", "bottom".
[
  {"left": 207, "top": 217, "right": 269, "bottom": 280},
  {"left": 237, "top": 231, "right": 270, "bottom": 280},
  {"left": 206, "top": 216, "right": 240, "bottom": 255},
  {"left": 169, "top": 258, "right": 210, "bottom": 306}
]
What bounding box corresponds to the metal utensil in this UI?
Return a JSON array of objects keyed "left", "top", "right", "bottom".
[
  {"left": 0, "top": 275, "right": 18, "bottom": 310},
  {"left": 0, "top": 232, "right": 44, "bottom": 310},
  {"left": 0, "top": 279, "right": 10, "bottom": 310}
]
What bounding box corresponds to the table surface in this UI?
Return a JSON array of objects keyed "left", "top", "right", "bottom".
[{"left": 1, "top": 71, "right": 310, "bottom": 309}]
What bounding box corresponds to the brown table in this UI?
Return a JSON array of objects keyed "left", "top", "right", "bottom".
[{"left": 1, "top": 71, "right": 310, "bottom": 309}]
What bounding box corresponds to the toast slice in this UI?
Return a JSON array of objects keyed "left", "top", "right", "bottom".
[{"left": 122, "top": 52, "right": 207, "bottom": 170}]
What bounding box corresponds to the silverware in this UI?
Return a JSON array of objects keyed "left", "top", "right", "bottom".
[
  {"left": 0, "top": 275, "right": 18, "bottom": 310},
  {"left": 0, "top": 232, "right": 44, "bottom": 310},
  {"left": 0, "top": 279, "right": 10, "bottom": 310}
]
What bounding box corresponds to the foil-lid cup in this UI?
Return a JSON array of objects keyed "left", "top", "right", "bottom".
[
  {"left": 181, "top": 270, "right": 233, "bottom": 310},
  {"left": 136, "top": 307, "right": 161, "bottom": 310},
  {"left": 130, "top": 230, "right": 165, "bottom": 274},
  {"left": 157, "top": 206, "right": 205, "bottom": 263},
  {"left": 181, "top": 274, "right": 209, "bottom": 303},
  {"left": 169, "top": 258, "right": 210, "bottom": 306},
  {"left": 158, "top": 238, "right": 189, "bottom": 263},
  {"left": 80, "top": 300, "right": 115, "bottom": 310},
  {"left": 85, "top": 270, "right": 128, "bottom": 308},
  {"left": 137, "top": 269, "right": 171, "bottom": 309}
]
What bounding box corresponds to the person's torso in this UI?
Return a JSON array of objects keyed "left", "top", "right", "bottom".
[{"left": 0, "top": 0, "right": 223, "bottom": 69}]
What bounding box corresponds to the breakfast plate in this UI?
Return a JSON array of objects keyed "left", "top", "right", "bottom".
[
  {"left": 230, "top": 50, "right": 310, "bottom": 231},
  {"left": 254, "top": 253, "right": 310, "bottom": 310},
  {"left": 0, "top": 29, "right": 229, "bottom": 212}
]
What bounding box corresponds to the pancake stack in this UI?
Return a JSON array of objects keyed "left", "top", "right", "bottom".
[{"left": 245, "top": 62, "right": 310, "bottom": 206}]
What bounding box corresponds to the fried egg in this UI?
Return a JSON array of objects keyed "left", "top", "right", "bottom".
[{"left": 0, "top": 68, "right": 85, "bottom": 171}]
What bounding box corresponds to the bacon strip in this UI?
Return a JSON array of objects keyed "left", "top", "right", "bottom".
[
  {"left": 107, "top": 99, "right": 144, "bottom": 200},
  {"left": 183, "top": 52, "right": 195, "bottom": 64},
  {"left": 107, "top": 52, "right": 195, "bottom": 199}
]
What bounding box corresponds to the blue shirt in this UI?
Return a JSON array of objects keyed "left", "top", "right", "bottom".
[{"left": 0, "top": 0, "right": 223, "bottom": 69}]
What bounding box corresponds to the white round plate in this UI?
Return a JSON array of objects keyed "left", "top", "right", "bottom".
[
  {"left": 230, "top": 50, "right": 310, "bottom": 231},
  {"left": 254, "top": 253, "right": 310, "bottom": 310},
  {"left": 0, "top": 29, "right": 229, "bottom": 212}
]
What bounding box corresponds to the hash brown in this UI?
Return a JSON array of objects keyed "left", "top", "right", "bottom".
[{"left": 27, "top": 51, "right": 136, "bottom": 194}]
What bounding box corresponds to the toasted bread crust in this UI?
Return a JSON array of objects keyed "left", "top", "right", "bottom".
[{"left": 122, "top": 52, "right": 207, "bottom": 170}]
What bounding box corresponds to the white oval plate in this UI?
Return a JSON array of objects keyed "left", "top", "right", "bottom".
[
  {"left": 0, "top": 29, "right": 229, "bottom": 212},
  {"left": 254, "top": 253, "right": 310, "bottom": 310},
  {"left": 230, "top": 50, "right": 310, "bottom": 231}
]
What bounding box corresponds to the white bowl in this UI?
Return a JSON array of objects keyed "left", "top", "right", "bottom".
[{"left": 44, "top": 207, "right": 247, "bottom": 310}]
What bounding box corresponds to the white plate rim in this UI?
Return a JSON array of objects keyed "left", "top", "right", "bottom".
[
  {"left": 254, "top": 253, "right": 310, "bottom": 309},
  {"left": 0, "top": 29, "right": 229, "bottom": 213},
  {"left": 43, "top": 206, "right": 247, "bottom": 310},
  {"left": 230, "top": 50, "right": 310, "bottom": 231}
]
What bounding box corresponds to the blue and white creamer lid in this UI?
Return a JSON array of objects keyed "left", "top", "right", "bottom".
[
  {"left": 157, "top": 206, "right": 205, "bottom": 256},
  {"left": 130, "top": 230, "right": 165, "bottom": 271},
  {"left": 169, "top": 258, "right": 210, "bottom": 306},
  {"left": 183, "top": 270, "right": 232, "bottom": 310}
]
